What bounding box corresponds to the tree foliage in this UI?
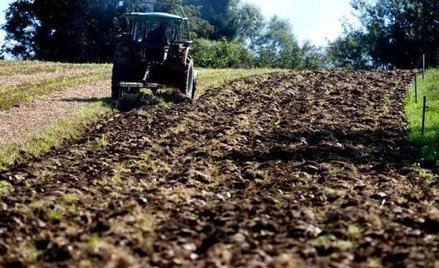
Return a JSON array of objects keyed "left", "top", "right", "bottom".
[
  {"left": 235, "top": 2, "right": 264, "bottom": 47},
  {"left": 329, "top": 0, "right": 439, "bottom": 69},
  {"left": 327, "top": 28, "right": 372, "bottom": 69},
  {"left": 185, "top": 0, "right": 239, "bottom": 40},
  {"left": 254, "top": 16, "right": 302, "bottom": 69},
  {"left": 2, "top": 0, "right": 36, "bottom": 59},
  {"left": 3, "top": 0, "right": 122, "bottom": 62}
]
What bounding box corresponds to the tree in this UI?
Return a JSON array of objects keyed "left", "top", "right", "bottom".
[
  {"left": 301, "top": 41, "right": 329, "bottom": 70},
  {"left": 2, "top": 0, "right": 36, "bottom": 59},
  {"left": 329, "top": 0, "right": 439, "bottom": 69},
  {"left": 235, "top": 3, "right": 265, "bottom": 50},
  {"left": 255, "top": 16, "right": 302, "bottom": 69},
  {"left": 327, "top": 27, "right": 373, "bottom": 69},
  {"left": 2, "top": 0, "right": 122, "bottom": 62},
  {"left": 183, "top": 4, "right": 214, "bottom": 39}
]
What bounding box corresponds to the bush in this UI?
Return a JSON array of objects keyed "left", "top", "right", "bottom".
[{"left": 192, "top": 38, "right": 255, "bottom": 68}]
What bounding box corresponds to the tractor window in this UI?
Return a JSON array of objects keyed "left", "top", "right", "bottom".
[
  {"left": 129, "top": 17, "right": 187, "bottom": 44},
  {"left": 173, "top": 22, "right": 183, "bottom": 41},
  {"left": 166, "top": 20, "right": 186, "bottom": 42},
  {"left": 168, "top": 22, "right": 180, "bottom": 41},
  {"left": 144, "top": 21, "right": 170, "bottom": 45}
]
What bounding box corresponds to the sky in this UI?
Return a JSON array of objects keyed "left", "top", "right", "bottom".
[
  {"left": 241, "top": 0, "right": 355, "bottom": 46},
  {"left": 0, "top": 0, "right": 355, "bottom": 48}
]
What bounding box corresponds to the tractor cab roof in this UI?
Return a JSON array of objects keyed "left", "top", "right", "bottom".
[{"left": 127, "top": 12, "right": 186, "bottom": 21}]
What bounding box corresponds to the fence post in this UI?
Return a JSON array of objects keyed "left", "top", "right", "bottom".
[
  {"left": 437, "top": 48, "right": 439, "bottom": 67},
  {"left": 422, "top": 96, "right": 427, "bottom": 136},
  {"left": 422, "top": 54, "right": 425, "bottom": 80}
]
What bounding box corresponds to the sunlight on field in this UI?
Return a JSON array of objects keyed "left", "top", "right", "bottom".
[{"left": 0, "top": 61, "right": 277, "bottom": 170}]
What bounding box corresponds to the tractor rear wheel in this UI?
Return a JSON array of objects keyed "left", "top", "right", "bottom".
[{"left": 181, "top": 59, "right": 196, "bottom": 99}]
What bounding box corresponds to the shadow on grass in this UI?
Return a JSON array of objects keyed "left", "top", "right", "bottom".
[{"left": 61, "top": 97, "right": 112, "bottom": 105}]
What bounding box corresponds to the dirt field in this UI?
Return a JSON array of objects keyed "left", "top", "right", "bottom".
[{"left": 0, "top": 71, "right": 437, "bottom": 267}]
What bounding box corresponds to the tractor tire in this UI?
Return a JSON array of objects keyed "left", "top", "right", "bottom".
[{"left": 181, "top": 59, "right": 196, "bottom": 99}]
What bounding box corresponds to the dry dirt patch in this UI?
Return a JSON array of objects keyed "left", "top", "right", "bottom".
[
  {"left": 0, "top": 68, "right": 100, "bottom": 88},
  {"left": 0, "top": 80, "right": 110, "bottom": 146},
  {"left": 0, "top": 71, "right": 437, "bottom": 268}
]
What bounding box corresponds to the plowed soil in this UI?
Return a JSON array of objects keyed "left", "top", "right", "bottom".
[{"left": 0, "top": 71, "right": 438, "bottom": 268}]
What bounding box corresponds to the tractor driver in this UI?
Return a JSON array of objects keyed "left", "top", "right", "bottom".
[{"left": 146, "top": 21, "right": 169, "bottom": 46}]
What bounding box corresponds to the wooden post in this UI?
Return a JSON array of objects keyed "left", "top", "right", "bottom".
[
  {"left": 437, "top": 48, "right": 439, "bottom": 67},
  {"left": 422, "top": 96, "right": 427, "bottom": 136}
]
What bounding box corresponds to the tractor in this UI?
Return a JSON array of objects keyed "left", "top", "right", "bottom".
[{"left": 112, "top": 1, "right": 196, "bottom": 106}]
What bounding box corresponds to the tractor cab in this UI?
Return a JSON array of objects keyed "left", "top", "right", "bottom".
[
  {"left": 112, "top": 1, "right": 196, "bottom": 105},
  {"left": 120, "top": 12, "right": 191, "bottom": 63}
]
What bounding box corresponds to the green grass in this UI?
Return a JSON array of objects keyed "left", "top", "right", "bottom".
[{"left": 405, "top": 68, "right": 439, "bottom": 162}]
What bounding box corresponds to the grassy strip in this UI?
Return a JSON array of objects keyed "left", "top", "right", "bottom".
[
  {"left": 405, "top": 68, "right": 439, "bottom": 162},
  {"left": 0, "top": 68, "right": 110, "bottom": 110},
  {"left": 0, "top": 100, "right": 111, "bottom": 171},
  {"left": 196, "top": 68, "right": 283, "bottom": 94},
  {"left": 0, "top": 60, "right": 109, "bottom": 76}
]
